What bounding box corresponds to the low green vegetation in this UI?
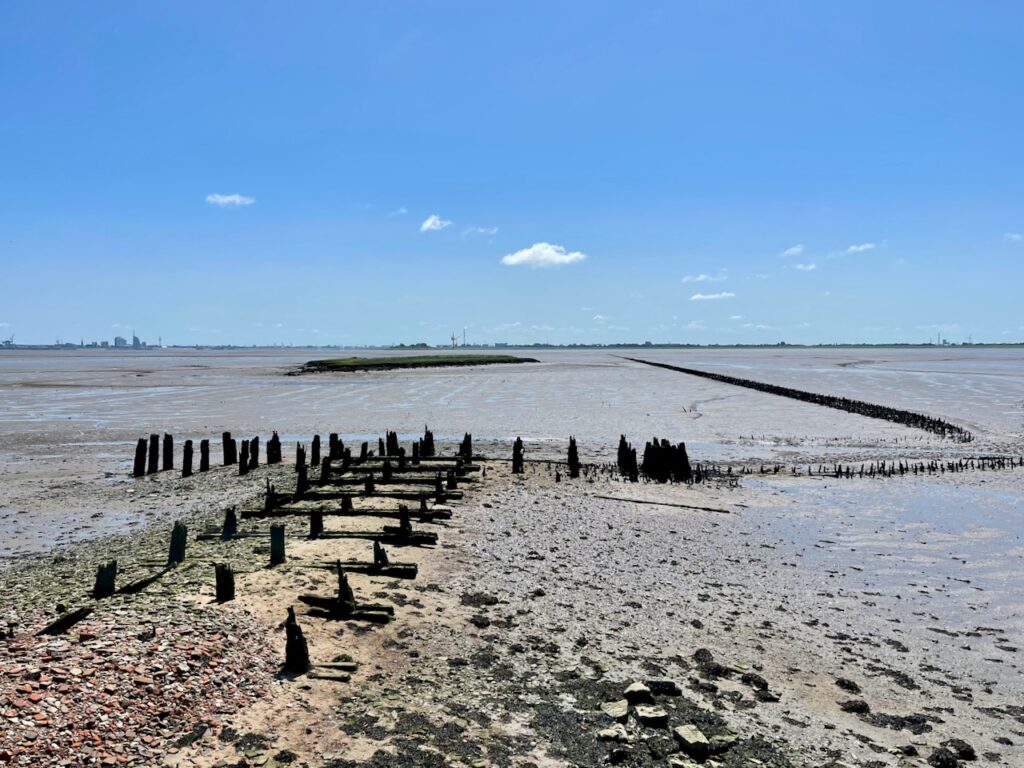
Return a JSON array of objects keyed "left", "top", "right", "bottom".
[{"left": 296, "top": 354, "right": 537, "bottom": 374}]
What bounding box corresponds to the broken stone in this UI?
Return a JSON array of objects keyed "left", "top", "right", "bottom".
[
  {"left": 646, "top": 678, "right": 682, "bottom": 696},
  {"left": 601, "top": 700, "right": 629, "bottom": 722},
  {"left": 597, "top": 724, "right": 630, "bottom": 743},
  {"left": 624, "top": 681, "right": 654, "bottom": 704},
  {"left": 941, "top": 738, "right": 976, "bottom": 761},
  {"left": 839, "top": 699, "right": 870, "bottom": 714},
  {"left": 634, "top": 705, "right": 669, "bottom": 728},
  {"left": 928, "top": 747, "right": 959, "bottom": 768},
  {"left": 673, "top": 724, "right": 710, "bottom": 760}
]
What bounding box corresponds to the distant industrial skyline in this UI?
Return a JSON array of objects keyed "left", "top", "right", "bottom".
[{"left": 1, "top": 3, "right": 1021, "bottom": 345}]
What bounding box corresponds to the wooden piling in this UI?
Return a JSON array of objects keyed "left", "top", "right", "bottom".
[
  {"left": 249, "top": 436, "right": 259, "bottom": 469},
  {"left": 222, "top": 507, "right": 238, "bottom": 540},
  {"left": 92, "top": 560, "right": 117, "bottom": 599},
  {"left": 239, "top": 440, "right": 250, "bottom": 476},
  {"left": 133, "top": 438, "right": 147, "bottom": 478},
  {"left": 162, "top": 433, "right": 173, "bottom": 471},
  {"left": 310, "top": 510, "right": 324, "bottom": 539},
  {"left": 311, "top": 434, "right": 321, "bottom": 466},
  {"left": 168, "top": 521, "right": 187, "bottom": 565},
  {"left": 284, "top": 606, "right": 310, "bottom": 674},
  {"left": 182, "top": 439, "right": 193, "bottom": 478},
  {"left": 215, "top": 563, "right": 235, "bottom": 603},
  {"left": 222, "top": 432, "right": 236, "bottom": 466},
  {"left": 270, "top": 524, "right": 286, "bottom": 565},
  {"left": 199, "top": 439, "right": 210, "bottom": 472},
  {"left": 147, "top": 434, "right": 159, "bottom": 474}
]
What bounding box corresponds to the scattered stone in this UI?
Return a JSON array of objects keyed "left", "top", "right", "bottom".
[
  {"left": 673, "top": 724, "right": 710, "bottom": 760},
  {"left": 839, "top": 699, "right": 871, "bottom": 714},
  {"left": 598, "top": 724, "right": 630, "bottom": 743},
  {"left": 928, "top": 746, "right": 960, "bottom": 768},
  {"left": 601, "top": 700, "right": 629, "bottom": 722},
  {"left": 634, "top": 705, "right": 669, "bottom": 728},
  {"left": 942, "top": 738, "right": 976, "bottom": 761},
  {"left": 835, "top": 677, "right": 861, "bottom": 694},
  {"left": 646, "top": 678, "right": 682, "bottom": 696},
  {"left": 624, "top": 681, "right": 654, "bottom": 704}
]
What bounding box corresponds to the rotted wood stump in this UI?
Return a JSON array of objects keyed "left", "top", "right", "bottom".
[
  {"left": 215, "top": 563, "right": 235, "bottom": 603},
  {"left": 92, "top": 560, "right": 117, "bottom": 599},
  {"left": 133, "top": 439, "right": 147, "bottom": 478},
  {"left": 270, "top": 523, "right": 286, "bottom": 565},
  {"left": 512, "top": 436, "right": 524, "bottom": 474},
  {"left": 222, "top": 432, "right": 236, "bottom": 466},
  {"left": 239, "top": 440, "right": 250, "bottom": 476},
  {"left": 249, "top": 436, "right": 260, "bottom": 469},
  {"left": 147, "top": 434, "right": 159, "bottom": 474},
  {"left": 200, "top": 439, "right": 210, "bottom": 472},
  {"left": 309, "top": 510, "right": 324, "bottom": 540},
  {"left": 284, "top": 606, "right": 310, "bottom": 674},
  {"left": 182, "top": 440, "right": 193, "bottom": 478},
  {"left": 162, "top": 433, "right": 173, "bottom": 471},
  {"left": 222, "top": 507, "right": 238, "bottom": 540},
  {"left": 311, "top": 434, "right": 321, "bottom": 465},
  {"left": 168, "top": 521, "right": 188, "bottom": 565}
]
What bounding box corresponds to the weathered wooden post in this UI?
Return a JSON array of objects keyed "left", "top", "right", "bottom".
[
  {"left": 199, "top": 439, "right": 210, "bottom": 472},
  {"left": 336, "top": 562, "right": 356, "bottom": 613},
  {"left": 382, "top": 460, "right": 393, "bottom": 483},
  {"left": 309, "top": 510, "right": 323, "bottom": 540},
  {"left": 147, "top": 434, "right": 159, "bottom": 474},
  {"left": 319, "top": 457, "right": 331, "bottom": 485},
  {"left": 93, "top": 560, "right": 117, "bottom": 599},
  {"left": 267, "top": 431, "right": 281, "bottom": 464},
  {"left": 512, "top": 437, "right": 524, "bottom": 474},
  {"left": 359, "top": 442, "right": 368, "bottom": 462},
  {"left": 378, "top": 437, "right": 386, "bottom": 457},
  {"left": 386, "top": 430, "right": 399, "bottom": 456},
  {"left": 222, "top": 432, "right": 236, "bottom": 466},
  {"left": 342, "top": 448, "right": 352, "bottom": 471},
  {"left": 295, "top": 463, "right": 308, "bottom": 500},
  {"left": 270, "top": 523, "right": 286, "bottom": 565},
  {"left": 364, "top": 474, "right": 375, "bottom": 494},
  {"left": 239, "top": 440, "right": 250, "bottom": 476},
  {"left": 295, "top": 443, "right": 306, "bottom": 468},
  {"left": 284, "top": 606, "right": 310, "bottom": 673},
  {"left": 133, "top": 438, "right": 147, "bottom": 478},
  {"left": 215, "top": 563, "right": 235, "bottom": 603},
  {"left": 397, "top": 448, "right": 406, "bottom": 471},
  {"left": 182, "top": 440, "right": 193, "bottom": 478},
  {"left": 168, "top": 521, "right": 187, "bottom": 565},
  {"left": 567, "top": 436, "right": 580, "bottom": 479},
  {"left": 221, "top": 507, "right": 238, "bottom": 540},
  {"left": 412, "top": 441, "right": 420, "bottom": 465},
  {"left": 311, "top": 435, "right": 321, "bottom": 466},
  {"left": 446, "top": 470, "right": 457, "bottom": 490},
  {"left": 162, "top": 433, "right": 173, "bottom": 471},
  {"left": 341, "top": 495, "right": 353, "bottom": 513},
  {"left": 328, "top": 433, "right": 339, "bottom": 460},
  {"left": 249, "top": 436, "right": 260, "bottom": 469},
  {"left": 373, "top": 541, "right": 389, "bottom": 568}
]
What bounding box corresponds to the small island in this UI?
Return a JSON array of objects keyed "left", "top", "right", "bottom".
[{"left": 293, "top": 354, "right": 538, "bottom": 374}]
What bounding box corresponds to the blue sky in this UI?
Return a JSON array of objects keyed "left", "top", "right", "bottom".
[{"left": 1, "top": 2, "right": 1022, "bottom": 346}]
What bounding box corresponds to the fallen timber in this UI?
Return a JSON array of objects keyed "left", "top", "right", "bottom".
[
  {"left": 622, "top": 356, "right": 974, "bottom": 442},
  {"left": 284, "top": 560, "right": 418, "bottom": 579},
  {"left": 298, "top": 488, "right": 463, "bottom": 501},
  {"left": 198, "top": 529, "right": 438, "bottom": 546}
]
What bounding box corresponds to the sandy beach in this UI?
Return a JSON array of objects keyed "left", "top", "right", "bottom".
[{"left": 1, "top": 348, "right": 1022, "bottom": 767}]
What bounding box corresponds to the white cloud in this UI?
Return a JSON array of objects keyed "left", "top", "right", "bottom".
[
  {"left": 1005, "top": 232, "right": 1023, "bottom": 242},
  {"left": 781, "top": 244, "right": 803, "bottom": 258},
  {"left": 464, "top": 226, "right": 498, "bottom": 236},
  {"left": 388, "top": 207, "right": 408, "bottom": 217},
  {"left": 501, "top": 242, "right": 587, "bottom": 268},
  {"left": 685, "top": 320, "right": 706, "bottom": 330},
  {"left": 206, "top": 193, "right": 255, "bottom": 207},
  {"left": 794, "top": 263, "right": 816, "bottom": 271},
  {"left": 690, "top": 292, "right": 735, "bottom": 301},
  {"left": 592, "top": 314, "right": 606, "bottom": 321},
  {"left": 729, "top": 315, "right": 744, "bottom": 320},
  {"left": 420, "top": 214, "right": 452, "bottom": 232},
  {"left": 681, "top": 272, "right": 727, "bottom": 283},
  {"left": 846, "top": 242, "right": 876, "bottom": 253}
]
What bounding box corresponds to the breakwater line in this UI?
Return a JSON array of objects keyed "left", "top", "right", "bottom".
[{"left": 621, "top": 357, "right": 973, "bottom": 442}]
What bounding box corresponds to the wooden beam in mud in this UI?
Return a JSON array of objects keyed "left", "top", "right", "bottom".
[{"left": 239, "top": 505, "right": 451, "bottom": 521}]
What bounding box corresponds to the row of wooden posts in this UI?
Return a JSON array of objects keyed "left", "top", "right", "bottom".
[{"left": 132, "top": 431, "right": 284, "bottom": 478}]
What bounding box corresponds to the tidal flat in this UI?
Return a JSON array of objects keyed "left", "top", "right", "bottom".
[{"left": 0, "top": 347, "right": 1021, "bottom": 767}]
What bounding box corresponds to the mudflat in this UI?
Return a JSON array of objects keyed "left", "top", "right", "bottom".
[{"left": 0, "top": 348, "right": 1021, "bottom": 767}]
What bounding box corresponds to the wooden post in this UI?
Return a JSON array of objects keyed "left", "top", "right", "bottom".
[
  {"left": 364, "top": 474, "right": 375, "bottom": 494},
  {"left": 239, "top": 440, "right": 250, "bottom": 476},
  {"left": 382, "top": 461, "right": 392, "bottom": 483},
  {"left": 412, "top": 441, "right": 420, "bottom": 465},
  {"left": 512, "top": 437, "right": 524, "bottom": 474},
  {"left": 319, "top": 457, "right": 331, "bottom": 485},
  {"left": 133, "top": 438, "right": 147, "bottom": 478},
  {"left": 182, "top": 440, "right": 193, "bottom": 478},
  {"left": 162, "top": 434, "right": 173, "bottom": 471},
  {"left": 168, "top": 521, "right": 187, "bottom": 565},
  {"left": 446, "top": 470, "right": 457, "bottom": 490},
  {"left": 311, "top": 435, "right": 321, "bottom": 466},
  {"left": 249, "top": 436, "right": 260, "bottom": 469},
  {"left": 295, "top": 442, "right": 305, "bottom": 468},
  {"left": 222, "top": 432, "right": 235, "bottom": 465},
  {"left": 284, "top": 606, "right": 310, "bottom": 674},
  {"left": 378, "top": 437, "right": 386, "bottom": 457},
  {"left": 215, "top": 563, "right": 235, "bottom": 603},
  {"left": 92, "top": 560, "right": 117, "bottom": 599},
  {"left": 341, "top": 495, "right": 353, "bottom": 513},
  {"left": 309, "top": 510, "right": 323, "bottom": 539},
  {"left": 328, "top": 433, "right": 339, "bottom": 460},
  {"left": 568, "top": 436, "right": 580, "bottom": 479},
  {"left": 222, "top": 507, "right": 237, "bottom": 540},
  {"left": 295, "top": 463, "right": 308, "bottom": 500},
  {"left": 359, "top": 442, "right": 368, "bottom": 461},
  {"left": 147, "top": 434, "right": 159, "bottom": 474},
  {"left": 268, "top": 431, "right": 281, "bottom": 464},
  {"left": 270, "top": 524, "right": 285, "bottom": 565},
  {"left": 200, "top": 439, "right": 210, "bottom": 472},
  {"left": 373, "top": 541, "right": 389, "bottom": 567}
]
